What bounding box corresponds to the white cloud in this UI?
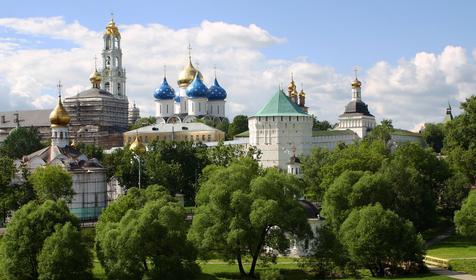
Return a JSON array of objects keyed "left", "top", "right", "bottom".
[{"left": 0, "top": 17, "right": 474, "bottom": 130}]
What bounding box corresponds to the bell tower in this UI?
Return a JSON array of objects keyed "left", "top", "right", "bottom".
[{"left": 101, "top": 14, "right": 126, "bottom": 99}]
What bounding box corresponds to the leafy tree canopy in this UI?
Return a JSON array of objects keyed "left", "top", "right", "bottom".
[
  {"left": 0, "top": 127, "right": 44, "bottom": 159},
  {"left": 455, "top": 191, "right": 476, "bottom": 238},
  {"left": 128, "top": 116, "right": 156, "bottom": 130},
  {"left": 29, "top": 165, "right": 74, "bottom": 203},
  {"left": 422, "top": 122, "right": 445, "bottom": 153},
  {"left": 227, "top": 115, "right": 248, "bottom": 139},
  {"left": 340, "top": 204, "right": 425, "bottom": 277},
  {"left": 189, "top": 158, "right": 311, "bottom": 278}
]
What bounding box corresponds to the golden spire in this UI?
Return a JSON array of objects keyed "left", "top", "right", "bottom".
[
  {"left": 287, "top": 72, "right": 297, "bottom": 96},
  {"left": 49, "top": 81, "right": 71, "bottom": 127},
  {"left": 177, "top": 44, "right": 203, "bottom": 88},
  {"left": 299, "top": 83, "right": 305, "bottom": 97},
  {"left": 352, "top": 66, "right": 362, "bottom": 88},
  {"left": 129, "top": 133, "right": 146, "bottom": 154},
  {"left": 105, "top": 13, "right": 120, "bottom": 37}
]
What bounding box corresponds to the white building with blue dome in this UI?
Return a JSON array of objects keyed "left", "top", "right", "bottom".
[{"left": 154, "top": 52, "right": 227, "bottom": 123}]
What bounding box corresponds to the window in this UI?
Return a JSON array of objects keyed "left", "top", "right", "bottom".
[
  {"left": 117, "top": 83, "right": 121, "bottom": 94},
  {"left": 210, "top": 106, "right": 213, "bottom": 114},
  {"left": 218, "top": 106, "right": 220, "bottom": 114},
  {"left": 207, "top": 135, "right": 211, "bottom": 141},
  {"left": 265, "top": 117, "right": 268, "bottom": 121},
  {"left": 166, "top": 105, "right": 169, "bottom": 114},
  {"left": 199, "top": 103, "right": 201, "bottom": 112},
  {"left": 202, "top": 135, "right": 205, "bottom": 141},
  {"left": 105, "top": 82, "right": 110, "bottom": 92}
]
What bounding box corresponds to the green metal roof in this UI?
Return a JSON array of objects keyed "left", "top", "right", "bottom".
[
  {"left": 254, "top": 89, "right": 308, "bottom": 117},
  {"left": 312, "top": 129, "right": 356, "bottom": 137},
  {"left": 234, "top": 130, "right": 249, "bottom": 138}
]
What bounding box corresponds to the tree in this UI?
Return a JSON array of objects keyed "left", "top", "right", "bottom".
[
  {"left": 188, "top": 159, "right": 311, "bottom": 278},
  {"left": 0, "top": 126, "right": 44, "bottom": 159},
  {"left": 440, "top": 172, "right": 471, "bottom": 216},
  {"left": 145, "top": 141, "right": 209, "bottom": 204},
  {"left": 455, "top": 191, "right": 476, "bottom": 238},
  {"left": 0, "top": 200, "right": 79, "bottom": 280},
  {"left": 207, "top": 141, "right": 261, "bottom": 167},
  {"left": 29, "top": 165, "right": 74, "bottom": 202},
  {"left": 312, "top": 116, "right": 333, "bottom": 131},
  {"left": 301, "top": 147, "right": 331, "bottom": 200},
  {"left": 227, "top": 115, "right": 248, "bottom": 139},
  {"left": 96, "top": 186, "right": 199, "bottom": 279},
  {"left": 366, "top": 119, "right": 394, "bottom": 144},
  {"left": 103, "top": 147, "right": 148, "bottom": 189},
  {"left": 444, "top": 96, "right": 476, "bottom": 181},
  {"left": 37, "top": 222, "right": 92, "bottom": 280},
  {"left": 76, "top": 142, "right": 104, "bottom": 161},
  {"left": 340, "top": 204, "right": 425, "bottom": 277},
  {"left": 422, "top": 123, "right": 445, "bottom": 153},
  {"left": 0, "top": 157, "right": 15, "bottom": 224}
]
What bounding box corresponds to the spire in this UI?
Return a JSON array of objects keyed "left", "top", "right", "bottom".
[
  {"left": 445, "top": 101, "right": 454, "bottom": 122},
  {"left": 352, "top": 66, "right": 362, "bottom": 89},
  {"left": 49, "top": 80, "right": 71, "bottom": 127},
  {"left": 187, "top": 43, "right": 192, "bottom": 63}
]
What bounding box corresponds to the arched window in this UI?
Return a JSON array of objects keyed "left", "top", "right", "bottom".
[{"left": 105, "top": 82, "right": 110, "bottom": 92}]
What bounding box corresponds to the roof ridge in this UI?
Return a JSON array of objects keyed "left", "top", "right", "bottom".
[{"left": 254, "top": 89, "right": 308, "bottom": 117}]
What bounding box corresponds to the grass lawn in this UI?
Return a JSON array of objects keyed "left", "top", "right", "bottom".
[
  {"left": 427, "top": 234, "right": 476, "bottom": 259},
  {"left": 449, "top": 259, "right": 476, "bottom": 276}
]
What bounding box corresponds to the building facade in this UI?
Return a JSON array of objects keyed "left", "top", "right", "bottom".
[{"left": 20, "top": 90, "right": 107, "bottom": 221}]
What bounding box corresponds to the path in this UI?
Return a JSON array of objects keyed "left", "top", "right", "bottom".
[{"left": 429, "top": 266, "right": 476, "bottom": 280}]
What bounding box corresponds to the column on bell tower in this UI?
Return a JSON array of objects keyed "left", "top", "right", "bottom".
[{"left": 101, "top": 14, "right": 126, "bottom": 99}]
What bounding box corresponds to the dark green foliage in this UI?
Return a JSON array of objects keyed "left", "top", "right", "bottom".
[
  {"left": 145, "top": 141, "right": 209, "bottom": 205},
  {"left": 0, "top": 127, "right": 44, "bottom": 159},
  {"left": 103, "top": 147, "right": 148, "bottom": 189},
  {"left": 207, "top": 141, "right": 261, "bottom": 167},
  {"left": 189, "top": 158, "right": 311, "bottom": 278},
  {"left": 422, "top": 123, "right": 445, "bottom": 153},
  {"left": 312, "top": 116, "right": 333, "bottom": 131},
  {"left": 455, "top": 191, "right": 476, "bottom": 238},
  {"left": 37, "top": 222, "right": 92, "bottom": 280},
  {"left": 0, "top": 200, "right": 79, "bottom": 280},
  {"left": 75, "top": 143, "right": 104, "bottom": 161},
  {"left": 444, "top": 96, "right": 476, "bottom": 181},
  {"left": 227, "top": 115, "right": 248, "bottom": 139},
  {"left": 340, "top": 204, "right": 425, "bottom": 277},
  {"left": 440, "top": 172, "right": 471, "bottom": 216},
  {"left": 28, "top": 165, "right": 74, "bottom": 203},
  {"left": 96, "top": 186, "right": 199, "bottom": 280},
  {"left": 199, "top": 117, "right": 230, "bottom": 135},
  {"left": 366, "top": 119, "right": 394, "bottom": 144}
]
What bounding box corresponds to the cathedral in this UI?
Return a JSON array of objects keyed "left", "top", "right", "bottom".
[
  {"left": 154, "top": 47, "right": 228, "bottom": 124},
  {"left": 63, "top": 17, "right": 134, "bottom": 149}
]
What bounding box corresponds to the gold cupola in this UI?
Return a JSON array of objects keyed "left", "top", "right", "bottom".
[
  {"left": 105, "top": 16, "right": 120, "bottom": 37},
  {"left": 351, "top": 78, "right": 362, "bottom": 89},
  {"left": 129, "top": 134, "right": 146, "bottom": 154},
  {"left": 177, "top": 44, "right": 203, "bottom": 88},
  {"left": 89, "top": 68, "right": 102, "bottom": 89},
  {"left": 49, "top": 85, "right": 71, "bottom": 127},
  {"left": 287, "top": 73, "right": 297, "bottom": 96}
]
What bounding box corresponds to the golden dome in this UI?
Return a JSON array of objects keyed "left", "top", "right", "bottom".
[
  {"left": 178, "top": 60, "right": 203, "bottom": 88},
  {"left": 287, "top": 79, "right": 296, "bottom": 93},
  {"left": 299, "top": 88, "right": 305, "bottom": 96},
  {"left": 129, "top": 135, "right": 146, "bottom": 154},
  {"left": 89, "top": 68, "right": 102, "bottom": 88},
  {"left": 105, "top": 19, "right": 120, "bottom": 37},
  {"left": 49, "top": 97, "right": 71, "bottom": 127},
  {"left": 351, "top": 78, "right": 362, "bottom": 88}
]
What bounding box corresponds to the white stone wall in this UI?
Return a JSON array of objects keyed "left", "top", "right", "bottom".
[
  {"left": 336, "top": 115, "right": 376, "bottom": 138},
  {"left": 249, "top": 115, "right": 313, "bottom": 170},
  {"left": 311, "top": 133, "right": 359, "bottom": 150},
  {"left": 188, "top": 98, "right": 208, "bottom": 116},
  {"left": 51, "top": 126, "right": 69, "bottom": 148},
  {"left": 207, "top": 100, "right": 226, "bottom": 118},
  {"left": 155, "top": 100, "right": 174, "bottom": 118}
]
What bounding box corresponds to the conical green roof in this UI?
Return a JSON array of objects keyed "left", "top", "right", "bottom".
[{"left": 254, "top": 89, "right": 308, "bottom": 117}]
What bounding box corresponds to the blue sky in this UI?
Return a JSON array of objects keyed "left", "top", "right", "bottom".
[
  {"left": 2, "top": 0, "right": 475, "bottom": 72},
  {"left": 0, "top": 0, "right": 475, "bottom": 129}
]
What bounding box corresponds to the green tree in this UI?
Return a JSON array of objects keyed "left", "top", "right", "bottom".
[
  {"left": 0, "top": 200, "right": 79, "bottom": 280},
  {"left": 0, "top": 157, "right": 15, "bottom": 224},
  {"left": 440, "top": 172, "right": 471, "bottom": 216},
  {"left": 455, "top": 191, "right": 476, "bottom": 238},
  {"left": 227, "top": 115, "right": 248, "bottom": 139},
  {"left": 29, "top": 165, "right": 74, "bottom": 202},
  {"left": 422, "top": 123, "right": 445, "bottom": 153},
  {"left": 340, "top": 204, "right": 425, "bottom": 277},
  {"left": 96, "top": 186, "right": 199, "bottom": 279},
  {"left": 103, "top": 147, "right": 148, "bottom": 189},
  {"left": 189, "top": 159, "right": 310, "bottom": 278},
  {"left": 301, "top": 147, "right": 331, "bottom": 200},
  {"left": 145, "top": 141, "right": 209, "bottom": 204},
  {"left": 0, "top": 127, "right": 44, "bottom": 159},
  {"left": 207, "top": 141, "right": 261, "bottom": 167},
  {"left": 75, "top": 142, "right": 104, "bottom": 161},
  {"left": 312, "top": 116, "right": 333, "bottom": 131},
  {"left": 366, "top": 119, "right": 394, "bottom": 144},
  {"left": 444, "top": 96, "right": 476, "bottom": 181},
  {"left": 37, "top": 222, "right": 92, "bottom": 280}
]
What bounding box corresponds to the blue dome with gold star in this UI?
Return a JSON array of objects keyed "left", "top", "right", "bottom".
[
  {"left": 186, "top": 73, "right": 208, "bottom": 98},
  {"left": 154, "top": 77, "right": 175, "bottom": 100},
  {"left": 207, "top": 78, "right": 227, "bottom": 101}
]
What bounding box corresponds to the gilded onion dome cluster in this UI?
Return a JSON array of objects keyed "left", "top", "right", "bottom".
[
  {"left": 178, "top": 60, "right": 203, "bottom": 88},
  {"left": 207, "top": 78, "right": 227, "bottom": 100},
  {"left": 154, "top": 77, "right": 175, "bottom": 100}
]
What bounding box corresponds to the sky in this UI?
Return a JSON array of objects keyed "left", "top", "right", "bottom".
[{"left": 0, "top": 0, "right": 475, "bottom": 130}]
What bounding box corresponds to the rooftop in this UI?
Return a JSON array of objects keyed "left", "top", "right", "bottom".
[
  {"left": 0, "top": 109, "right": 51, "bottom": 129},
  {"left": 125, "top": 122, "right": 223, "bottom": 134},
  {"left": 254, "top": 89, "right": 308, "bottom": 117},
  {"left": 312, "top": 129, "right": 357, "bottom": 137}
]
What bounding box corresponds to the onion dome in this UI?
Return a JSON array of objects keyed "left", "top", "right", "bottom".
[
  {"left": 174, "top": 95, "right": 181, "bottom": 103},
  {"left": 89, "top": 68, "right": 102, "bottom": 89},
  {"left": 154, "top": 77, "right": 176, "bottom": 100},
  {"left": 351, "top": 78, "right": 362, "bottom": 88},
  {"left": 129, "top": 135, "right": 146, "bottom": 154},
  {"left": 207, "top": 78, "right": 227, "bottom": 100},
  {"left": 105, "top": 17, "right": 120, "bottom": 37},
  {"left": 186, "top": 73, "right": 208, "bottom": 98},
  {"left": 49, "top": 95, "right": 71, "bottom": 127},
  {"left": 178, "top": 60, "right": 203, "bottom": 88},
  {"left": 299, "top": 88, "right": 305, "bottom": 97}
]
